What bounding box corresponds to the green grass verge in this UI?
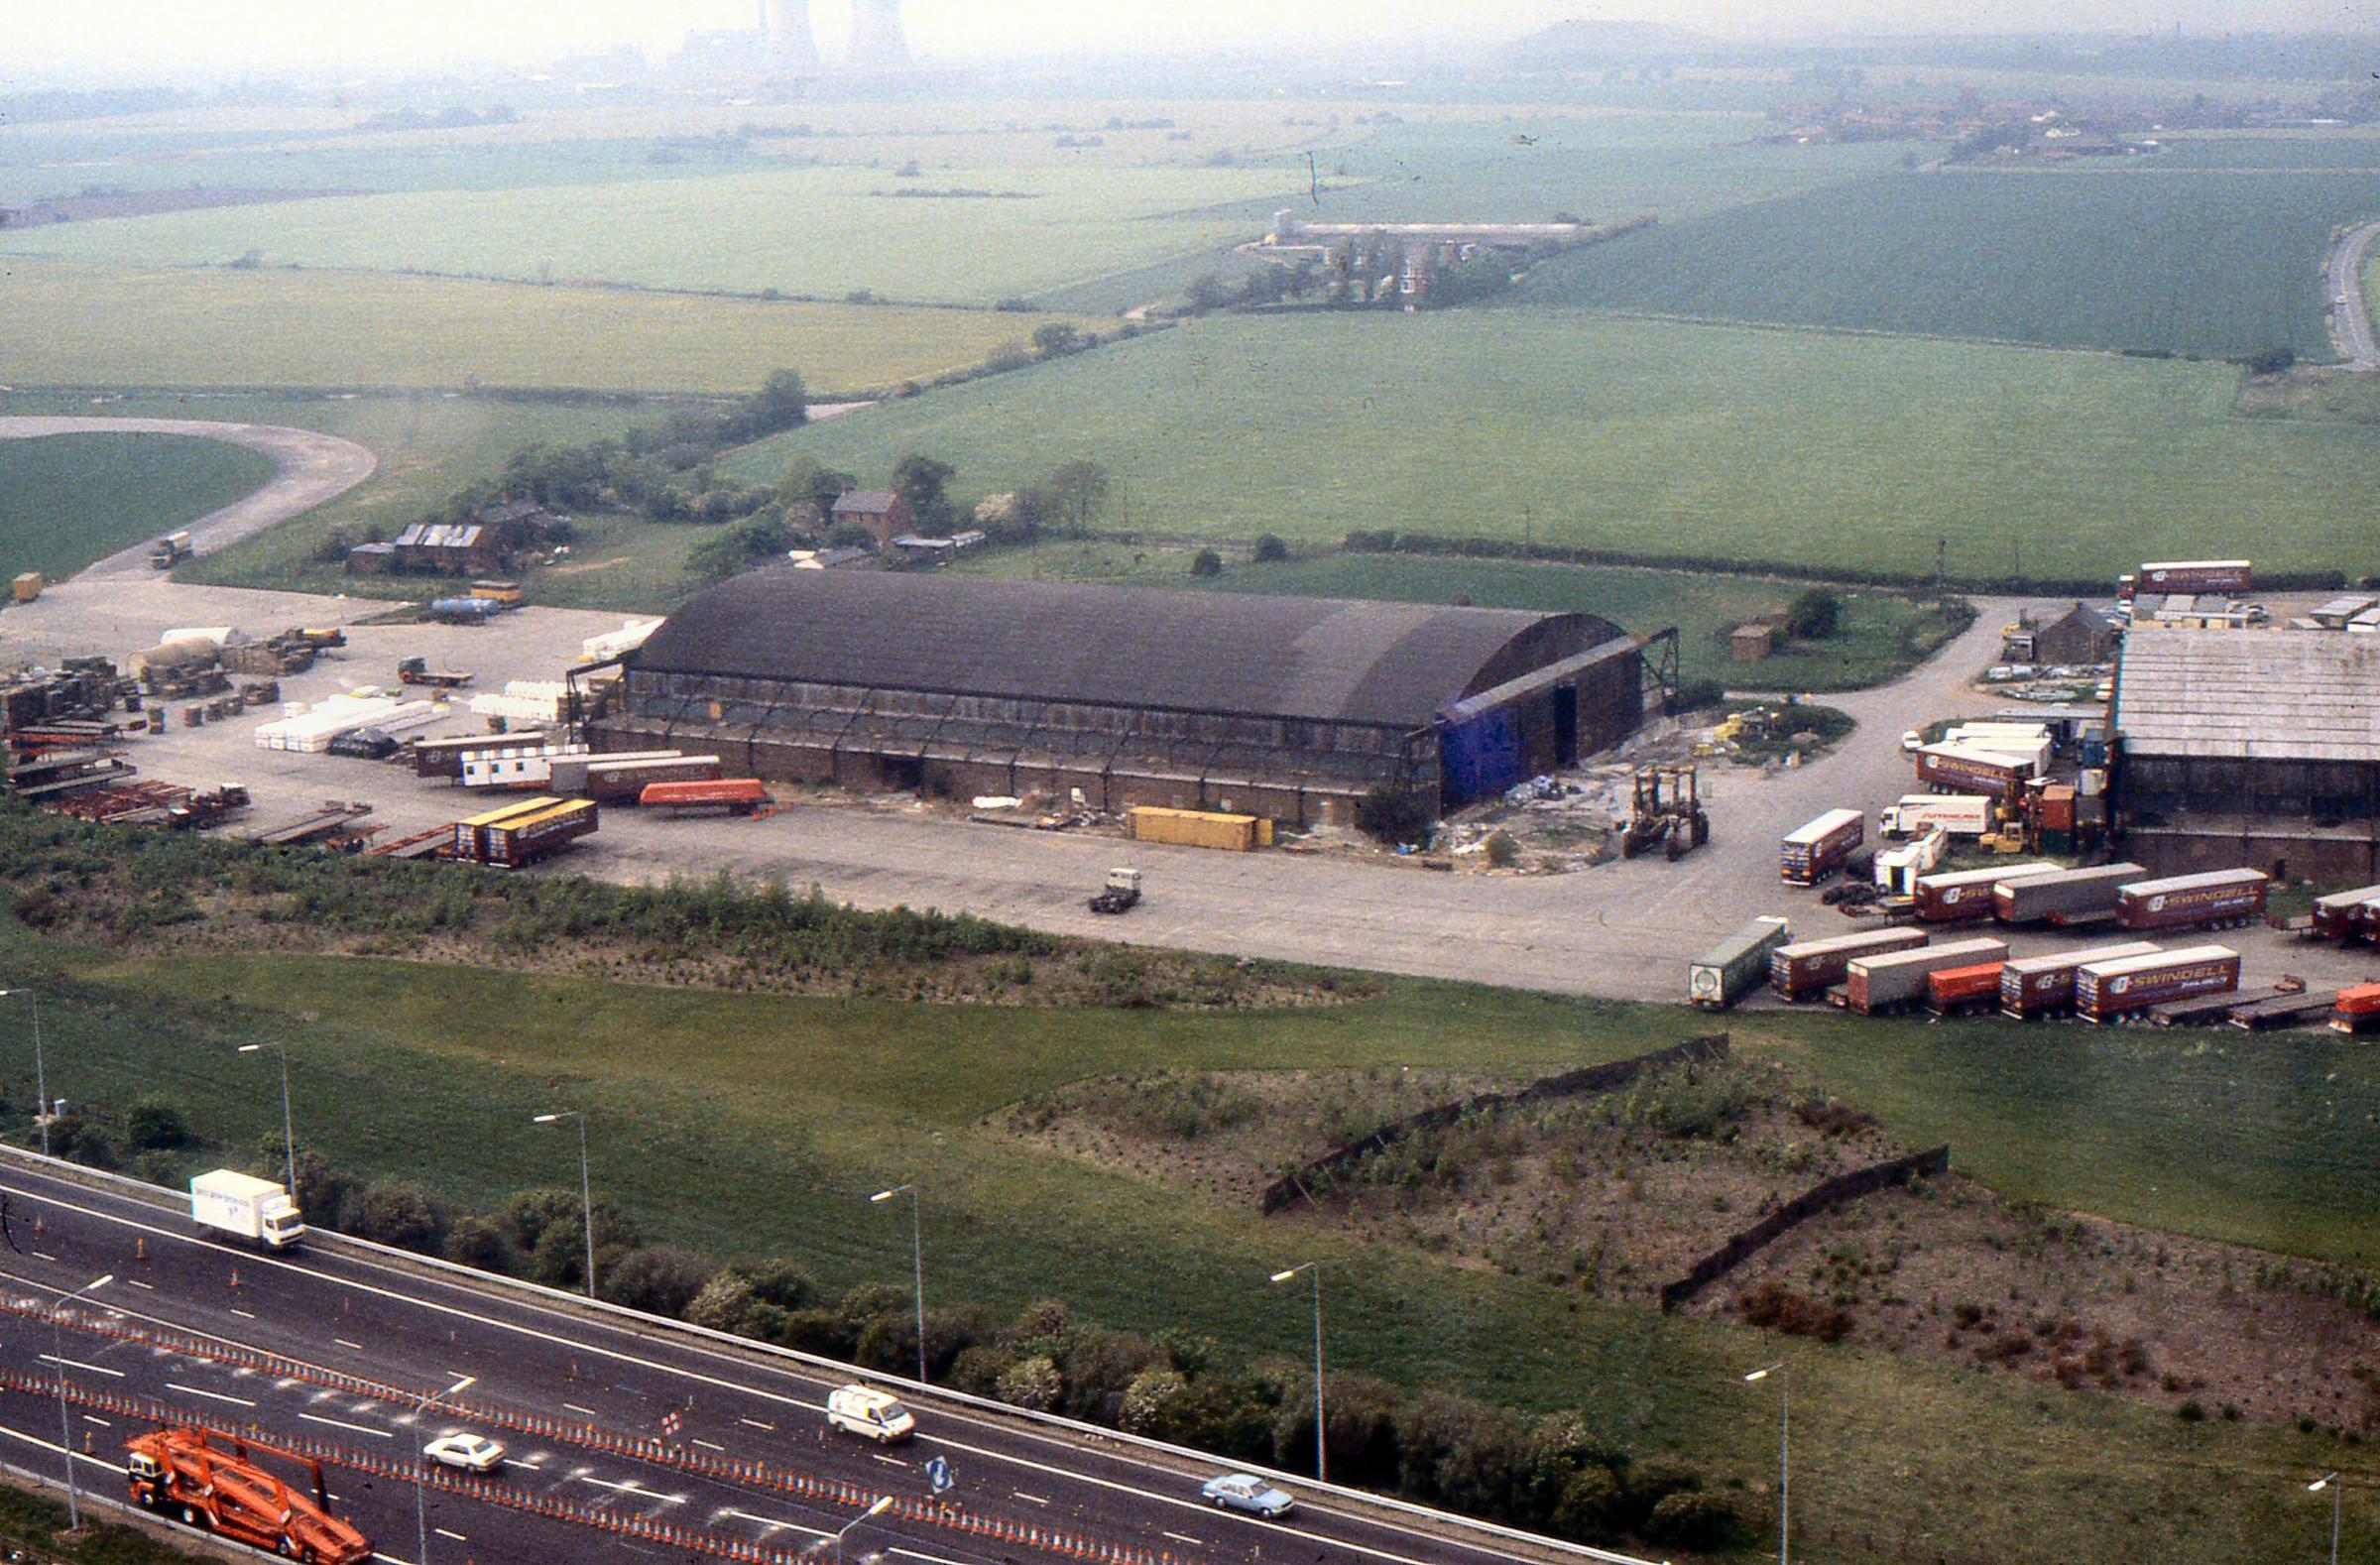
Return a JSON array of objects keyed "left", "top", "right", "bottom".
[
  {"left": 0, "top": 260, "right": 1101, "bottom": 398},
  {"left": 952, "top": 542, "right": 1964, "bottom": 691},
  {"left": 725, "top": 310, "right": 2380, "bottom": 583},
  {"left": 0, "top": 1477, "right": 209, "bottom": 1563},
  {"left": 1, "top": 905, "right": 2376, "bottom": 1562},
  {"left": 1515, "top": 160, "right": 2380, "bottom": 361},
  {"left": 0, "top": 432, "right": 275, "bottom": 582}
]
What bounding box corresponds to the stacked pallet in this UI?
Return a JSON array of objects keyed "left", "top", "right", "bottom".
[{"left": 253, "top": 694, "right": 439, "bottom": 753}]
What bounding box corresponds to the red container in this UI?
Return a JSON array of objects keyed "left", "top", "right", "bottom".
[
  {"left": 641, "top": 778, "right": 769, "bottom": 811},
  {"left": 1926, "top": 962, "right": 2005, "bottom": 1012},
  {"left": 2336, "top": 983, "right": 2380, "bottom": 1018}
]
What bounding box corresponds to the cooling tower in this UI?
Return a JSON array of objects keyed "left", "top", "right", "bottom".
[
  {"left": 846, "top": 0, "right": 912, "bottom": 69},
  {"left": 765, "top": 0, "right": 822, "bottom": 74}
]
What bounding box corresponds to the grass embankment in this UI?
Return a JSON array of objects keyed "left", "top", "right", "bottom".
[
  {"left": 0, "top": 1477, "right": 207, "bottom": 1563},
  {"left": 728, "top": 310, "right": 2380, "bottom": 583},
  {"left": 0, "top": 820, "right": 2374, "bottom": 1563},
  {"left": 0, "top": 260, "right": 1104, "bottom": 398},
  {"left": 0, "top": 433, "right": 275, "bottom": 582},
  {"left": 954, "top": 543, "right": 1966, "bottom": 692}
]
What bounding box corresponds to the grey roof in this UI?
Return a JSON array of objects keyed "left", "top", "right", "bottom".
[
  {"left": 2051, "top": 602, "right": 2115, "bottom": 636},
  {"left": 831, "top": 490, "right": 902, "bottom": 516},
  {"left": 2114, "top": 631, "right": 2380, "bottom": 761},
  {"left": 632, "top": 567, "right": 1622, "bottom": 729}
]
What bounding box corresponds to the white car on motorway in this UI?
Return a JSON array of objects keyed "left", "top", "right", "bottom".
[{"left": 422, "top": 1432, "right": 506, "bottom": 1473}]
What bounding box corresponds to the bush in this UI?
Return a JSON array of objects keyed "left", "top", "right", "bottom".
[
  {"left": 602, "top": 1247, "right": 717, "bottom": 1318},
  {"left": 1669, "top": 677, "right": 1727, "bottom": 714},
  {"left": 1252, "top": 534, "right": 1289, "bottom": 562},
  {"left": 1120, "top": 1368, "right": 1189, "bottom": 1435},
  {"left": 1786, "top": 587, "right": 1842, "bottom": 640},
  {"left": 122, "top": 1098, "right": 190, "bottom": 1151},
  {"left": 442, "top": 1215, "right": 518, "bottom": 1273},
  {"left": 1189, "top": 547, "right": 1224, "bottom": 578},
  {"left": 998, "top": 1355, "right": 1064, "bottom": 1411},
  {"left": 346, "top": 1181, "right": 451, "bottom": 1255},
  {"left": 1357, "top": 783, "right": 1435, "bottom": 847},
  {"left": 1643, "top": 1490, "right": 1739, "bottom": 1550}
]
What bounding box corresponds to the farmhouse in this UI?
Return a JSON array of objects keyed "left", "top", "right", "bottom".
[
  {"left": 829, "top": 489, "right": 911, "bottom": 551},
  {"left": 2110, "top": 630, "right": 2380, "bottom": 880},
  {"left": 2030, "top": 602, "right": 2119, "bottom": 664},
  {"left": 596, "top": 568, "right": 1664, "bottom": 825}
]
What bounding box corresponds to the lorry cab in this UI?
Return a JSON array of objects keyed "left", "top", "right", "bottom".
[
  {"left": 261, "top": 1206, "right": 305, "bottom": 1248},
  {"left": 826, "top": 1384, "right": 915, "bottom": 1444}
]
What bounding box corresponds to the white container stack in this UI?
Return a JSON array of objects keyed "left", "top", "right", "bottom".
[
  {"left": 253, "top": 693, "right": 439, "bottom": 752},
  {"left": 469, "top": 680, "right": 576, "bottom": 724},
  {"left": 579, "top": 619, "right": 663, "bottom": 663}
]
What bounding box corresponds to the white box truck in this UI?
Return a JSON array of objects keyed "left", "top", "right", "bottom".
[
  {"left": 1877, "top": 794, "right": 1993, "bottom": 839},
  {"left": 190, "top": 1169, "right": 304, "bottom": 1251}
]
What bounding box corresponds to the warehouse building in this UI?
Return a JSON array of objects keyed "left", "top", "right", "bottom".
[
  {"left": 597, "top": 568, "right": 1665, "bottom": 825},
  {"left": 2109, "top": 630, "right": 2380, "bottom": 880}
]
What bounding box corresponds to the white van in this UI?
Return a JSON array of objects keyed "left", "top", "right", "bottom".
[{"left": 827, "top": 1384, "right": 916, "bottom": 1445}]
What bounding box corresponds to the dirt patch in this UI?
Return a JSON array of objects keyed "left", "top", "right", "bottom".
[{"left": 998, "top": 1055, "right": 2380, "bottom": 1430}]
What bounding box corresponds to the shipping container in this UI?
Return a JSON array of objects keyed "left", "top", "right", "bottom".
[
  {"left": 641, "top": 778, "right": 770, "bottom": 814},
  {"left": 1914, "top": 862, "right": 2061, "bottom": 923},
  {"left": 1844, "top": 937, "right": 2008, "bottom": 1016},
  {"left": 10, "top": 572, "right": 42, "bottom": 604},
  {"left": 1781, "top": 808, "right": 1863, "bottom": 885},
  {"left": 2311, "top": 885, "right": 2380, "bottom": 942},
  {"left": 1991, "top": 862, "right": 2148, "bottom": 926},
  {"left": 474, "top": 798, "right": 598, "bottom": 868},
  {"left": 1914, "top": 743, "right": 2040, "bottom": 798},
  {"left": 2075, "top": 945, "right": 2241, "bottom": 1023},
  {"left": 1771, "top": 928, "right": 1930, "bottom": 1000},
  {"left": 461, "top": 742, "right": 597, "bottom": 789},
  {"left": 2128, "top": 559, "right": 2252, "bottom": 599},
  {"left": 411, "top": 730, "right": 550, "bottom": 781},
  {"left": 2332, "top": 983, "right": 2380, "bottom": 1034},
  {"left": 580, "top": 754, "right": 722, "bottom": 803},
  {"left": 1998, "top": 942, "right": 2163, "bottom": 1018},
  {"left": 1130, "top": 806, "right": 1272, "bottom": 852},
  {"left": 2116, "top": 869, "right": 2269, "bottom": 933},
  {"left": 1940, "top": 725, "right": 2054, "bottom": 772},
  {"left": 1926, "top": 961, "right": 2006, "bottom": 1015},
  {"left": 1688, "top": 916, "right": 1792, "bottom": 1010},
  {"left": 1878, "top": 793, "right": 1993, "bottom": 839},
  {"left": 453, "top": 796, "right": 561, "bottom": 863}
]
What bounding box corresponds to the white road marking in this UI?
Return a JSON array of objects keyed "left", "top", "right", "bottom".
[
  {"left": 81, "top": 1415, "right": 110, "bottom": 1428},
  {"left": 578, "top": 1475, "right": 684, "bottom": 1505},
  {"left": 717, "top": 1510, "right": 972, "bottom": 1565},
  {"left": 1014, "top": 1492, "right": 1048, "bottom": 1505},
  {"left": 31, "top": 1252, "right": 55, "bottom": 1263},
  {"left": 125, "top": 1279, "right": 153, "bottom": 1290},
  {"left": 39, "top": 1354, "right": 124, "bottom": 1379},
  {"left": 230, "top": 1308, "right": 258, "bottom": 1319},
  {"left": 873, "top": 1453, "right": 909, "bottom": 1467},
  {"left": 1164, "top": 1531, "right": 1203, "bottom": 1546},
  {"left": 167, "top": 1383, "right": 256, "bottom": 1408},
  {"left": 738, "top": 1417, "right": 775, "bottom": 1431},
  {"left": 334, "top": 1337, "right": 365, "bottom": 1350},
  {"left": 692, "top": 1437, "right": 726, "bottom": 1451},
  {"left": 434, "top": 1528, "right": 467, "bottom": 1542},
  {"left": 301, "top": 1412, "right": 393, "bottom": 1439},
  {"left": 563, "top": 1401, "right": 601, "bottom": 1417}
]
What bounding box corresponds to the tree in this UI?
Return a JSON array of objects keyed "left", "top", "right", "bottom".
[
  {"left": 720, "top": 369, "right": 809, "bottom": 443},
  {"left": 347, "top": 1182, "right": 451, "bottom": 1255},
  {"left": 778, "top": 456, "right": 854, "bottom": 521},
  {"left": 601, "top": 1247, "right": 716, "bottom": 1318},
  {"left": 123, "top": 1098, "right": 190, "bottom": 1151},
  {"left": 1189, "top": 547, "right": 1224, "bottom": 578},
  {"left": 1184, "top": 273, "right": 1229, "bottom": 314},
  {"left": 1786, "top": 588, "right": 1842, "bottom": 641},
  {"left": 892, "top": 454, "right": 958, "bottom": 531},
  {"left": 998, "top": 1356, "right": 1064, "bottom": 1411},
  {"left": 1030, "top": 322, "right": 1084, "bottom": 359},
  {"left": 1043, "top": 461, "right": 1113, "bottom": 535},
  {"left": 2244, "top": 345, "right": 2296, "bottom": 376},
  {"left": 1252, "top": 534, "right": 1289, "bottom": 562}
]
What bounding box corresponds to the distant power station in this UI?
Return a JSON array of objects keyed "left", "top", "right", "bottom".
[
  {"left": 845, "top": 0, "right": 913, "bottom": 70},
  {"left": 761, "top": 0, "right": 821, "bottom": 75},
  {"left": 678, "top": 0, "right": 911, "bottom": 79}
]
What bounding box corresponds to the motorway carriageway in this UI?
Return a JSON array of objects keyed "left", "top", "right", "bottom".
[{"left": 0, "top": 1159, "right": 1648, "bottom": 1565}]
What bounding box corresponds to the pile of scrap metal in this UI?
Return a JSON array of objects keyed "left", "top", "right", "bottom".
[
  {"left": 4, "top": 657, "right": 133, "bottom": 736},
  {"left": 222, "top": 627, "right": 343, "bottom": 677},
  {"left": 42, "top": 780, "right": 249, "bottom": 829},
  {"left": 5, "top": 747, "right": 136, "bottom": 801}
]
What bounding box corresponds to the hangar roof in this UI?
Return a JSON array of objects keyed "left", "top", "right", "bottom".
[
  {"left": 632, "top": 567, "right": 1625, "bottom": 729},
  {"left": 2114, "top": 631, "right": 2380, "bottom": 762}
]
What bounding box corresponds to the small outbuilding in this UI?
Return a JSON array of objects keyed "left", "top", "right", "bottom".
[{"left": 2029, "top": 602, "right": 2119, "bottom": 665}]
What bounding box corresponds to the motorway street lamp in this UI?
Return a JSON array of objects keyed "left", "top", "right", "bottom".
[
  {"left": 1269, "top": 1263, "right": 1326, "bottom": 1484},
  {"left": 0, "top": 990, "right": 51, "bottom": 1157},
  {"left": 870, "top": 1186, "right": 926, "bottom": 1383},
  {"left": 828, "top": 1494, "right": 894, "bottom": 1565},
  {"left": 534, "top": 1112, "right": 597, "bottom": 1298},
  {"left": 237, "top": 1042, "right": 297, "bottom": 1201},
  {"left": 1744, "top": 1363, "right": 1789, "bottom": 1565},
  {"left": 47, "top": 1272, "right": 112, "bottom": 1535},
  {"left": 414, "top": 1374, "right": 476, "bottom": 1565},
  {"left": 2311, "top": 1473, "right": 2342, "bottom": 1565}
]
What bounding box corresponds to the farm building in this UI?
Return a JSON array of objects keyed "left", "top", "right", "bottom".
[
  {"left": 2029, "top": 602, "right": 2119, "bottom": 664},
  {"left": 596, "top": 568, "right": 1666, "bottom": 825},
  {"left": 346, "top": 501, "right": 550, "bottom": 576},
  {"left": 2110, "top": 630, "right": 2380, "bottom": 880},
  {"left": 829, "top": 489, "right": 911, "bottom": 550}
]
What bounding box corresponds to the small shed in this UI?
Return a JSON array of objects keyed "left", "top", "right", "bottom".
[
  {"left": 1730, "top": 623, "right": 1777, "bottom": 662},
  {"left": 2031, "top": 602, "right": 2119, "bottom": 665}
]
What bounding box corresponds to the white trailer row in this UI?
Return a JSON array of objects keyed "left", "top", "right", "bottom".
[{"left": 253, "top": 693, "right": 442, "bottom": 752}]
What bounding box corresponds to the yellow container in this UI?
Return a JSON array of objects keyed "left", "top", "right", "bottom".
[
  {"left": 10, "top": 572, "right": 41, "bottom": 603},
  {"left": 1130, "top": 806, "right": 1264, "bottom": 851}
]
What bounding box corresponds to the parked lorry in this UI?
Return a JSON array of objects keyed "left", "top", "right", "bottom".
[
  {"left": 1912, "top": 862, "right": 2060, "bottom": 923},
  {"left": 1771, "top": 928, "right": 1928, "bottom": 1001},
  {"left": 2333, "top": 984, "right": 2380, "bottom": 1034},
  {"left": 1842, "top": 937, "right": 2008, "bottom": 1016},
  {"left": 2115, "top": 869, "right": 2269, "bottom": 933},
  {"left": 1781, "top": 809, "right": 1863, "bottom": 886},
  {"left": 128, "top": 1428, "right": 369, "bottom": 1562},
  {"left": 2075, "top": 944, "right": 2241, "bottom": 1023},
  {"left": 1688, "top": 916, "right": 1791, "bottom": 1010},
  {"left": 149, "top": 532, "right": 193, "bottom": 570},
  {"left": 1873, "top": 830, "right": 1948, "bottom": 897},
  {"left": 1878, "top": 794, "right": 1994, "bottom": 839},
  {"left": 190, "top": 1168, "right": 303, "bottom": 1250},
  {"left": 1089, "top": 867, "right": 1142, "bottom": 914},
  {"left": 1925, "top": 961, "right": 2006, "bottom": 1016},
  {"left": 396, "top": 656, "right": 473, "bottom": 688},
  {"left": 2311, "top": 884, "right": 2380, "bottom": 942},
  {"left": 2119, "top": 559, "right": 2252, "bottom": 601},
  {"left": 471, "top": 798, "right": 598, "bottom": 868},
  {"left": 1914, "top": 743, "right": 2042, "bottom": 798},
  {"left": 1990, "top": 862, "right": 2148, "bottom": 926},
  {"left": 1998, "top": 941, "right": 2163, "bottom": 1019}
]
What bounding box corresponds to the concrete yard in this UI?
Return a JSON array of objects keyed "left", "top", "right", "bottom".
[{"left": 8, "top": 557, "right": 2376, "bottom": 1008}]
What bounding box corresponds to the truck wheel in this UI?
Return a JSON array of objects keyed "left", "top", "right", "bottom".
[{"left": 180, "top": 1504, "right": 206, "bottom": 1528}]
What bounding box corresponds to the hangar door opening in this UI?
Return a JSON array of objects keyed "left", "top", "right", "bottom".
[{"left": 1440, "top": 708, "right": 1523, "bottom": 810}]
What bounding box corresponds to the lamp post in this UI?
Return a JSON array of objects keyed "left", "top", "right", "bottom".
[
  {"left": 237, "top": 1042, "right": 297, "bottom": 1200},
  {"left": 1743, "top": 1363, "right": 1788, "bottom": 1565},
  {"left": 47, "top": 1273, "right": 113, "bottom": 1534},
  {"left": 870, "top": 1186, "right": 925, "bottom": 1383},
  {"left": 533, "top": 1112, "right": 596, "bottom": 1298},
  {"left": 2311, "top": 1473, "right": 2342, "bottom": 1565},
  {"left": 415, "top": 1374, "right": 476, "bottom": 1565},
  {"left": 1269, "top": 1263, "right": 1325, "bottom": 1484},
  {"left": 0, "top": 990, "right": 50, "bottom": 1156},
  {"left": 825, "top": 1494, "right": 894, "bottom": 1565}
]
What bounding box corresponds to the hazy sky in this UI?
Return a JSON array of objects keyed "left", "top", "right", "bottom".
[{"left": 2, "top": 0, "right": 2374, "bottom": 80}]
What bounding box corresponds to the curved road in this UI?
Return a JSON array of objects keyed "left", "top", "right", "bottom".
[
  {"left": 2327, "top": 219, "right": 2380, "bottom": 369},
  {"left": 0, "top": 417, "right": 377, "bottom": 577}
]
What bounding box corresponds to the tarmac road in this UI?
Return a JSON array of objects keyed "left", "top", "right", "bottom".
[
  {"left": 0, "top": 1154, "right": 1652, "bottom": 1565},
  {"left": 2327, "top": 220, "right": 2380, "bottom": 370}
]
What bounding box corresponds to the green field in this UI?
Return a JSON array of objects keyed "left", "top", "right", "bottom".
[
  {"left": 729, "top": 310, "right": 2380, "bottom": 583},
  {"left": 956, "top": 542, "right": 1963, "bottom": 691},
  {"left": 1516, "top": 161, "right": 2380, "bottom": 360},
  {"left": 0, "top": 432, "right": 274, "bottom": 581},
  {"left": 0, "top": 261, "right": 1101, "bottom": 397},
  {"left": 0, "top": 164, "right": 1307, "bottom": 308}
]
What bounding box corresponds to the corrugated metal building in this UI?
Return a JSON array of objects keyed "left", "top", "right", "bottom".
[
  {"left": 2110, "top": 630, "right": 2380, "bottom": 880},
  {"left": 597, "top": 568, "right": 1658, "bottom": 825}
]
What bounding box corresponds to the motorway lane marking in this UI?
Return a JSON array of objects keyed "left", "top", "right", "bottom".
[
  {"left": 1163, "top": 1531, "right": 1203, "bottom": 1546},
  {"left": 125, "top": 1279, "right": 153, "bottom": 1290},
  {"left": 693, "top": 1437, "right": 726, "bottom": 1451},
  {"left": 81, "top": 1415, "right": 109, "bottom": 1427},
  {"left": 873, "top": 1452, "right": 909, "bottom": 1467},
  {"left": 1013, "top": 1492, "right": 1049, "bottom": 1505},
  {"left": 0, "top": 1185, "right": 1583, "bottom": 1565},
  {"left": 434, "top": 1528, "right": 467, "bottom": 1542},
  {"left": 564, "top": 1401, "right": 602, "bottom": 1417},
  {"left": 334, "top": 1337, "right": 365, "bottom": 1349},
  {"left": 578, "top": 1474, "right": 685, "bottom": 1504},
  {"left": 717, "top": 1509, "right": 975, "bottom": 1565},
  {"left": 38, "top": 1353, "right": 124, "bottom": 1378},
  {"left": 230, "top": 1307, "right": 257, "bottom": 1319},
  {"left": 30, "top": 1252, "right": 55, "bottom": 1263},
  {"left": 301, "top": 1411, "right": 394, "bottom": 1438},
  {"left": 739, "top": 1416, "right": 775, "bottom": 1431},
  {"left": 167, "top": 1383, "right": 256, "bottom": 1407}
]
